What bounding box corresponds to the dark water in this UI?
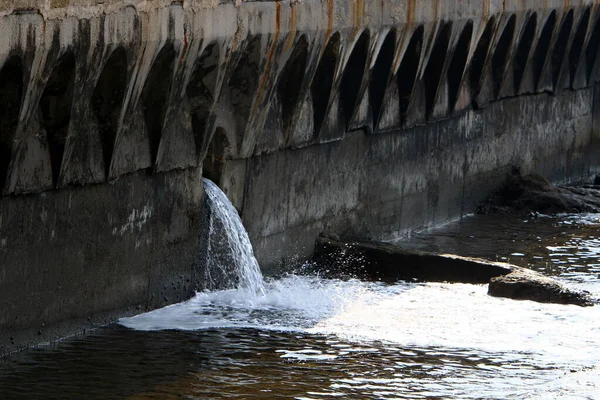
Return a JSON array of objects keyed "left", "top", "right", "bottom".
[{"left": 0, "top": 213, "right": 599, "bottom": 400}]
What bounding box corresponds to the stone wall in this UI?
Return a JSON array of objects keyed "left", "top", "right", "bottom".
[
  {"left": 243, "top": 87, "right": 598, "bottom": 270},
  {"left": 1, "top": 0, "right": 600, "bottom": 353}
]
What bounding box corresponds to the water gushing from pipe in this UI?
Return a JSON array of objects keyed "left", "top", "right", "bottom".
[{"left": 203, "top": 178, "right": 266, "bottom": 296}]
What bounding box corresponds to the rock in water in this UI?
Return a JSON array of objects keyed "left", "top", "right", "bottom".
[
  {"left": 314, "top": 235, "right": 513, "bottom": 284},
  {"left": 488, "top": 269, "right": 594, "bottom": 307},
  {"left": 477, "top": 170, "right": 600, "bottom": 214},
  {"left": 314, "top": 235, "right": 595, "bottom": 307}
]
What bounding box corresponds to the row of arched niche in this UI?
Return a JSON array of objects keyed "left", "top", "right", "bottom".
[{"left": 0, "top": 7, "right": 598, "bottom": 194}]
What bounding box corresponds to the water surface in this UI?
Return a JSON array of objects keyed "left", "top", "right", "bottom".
[{"left": 1, "top": 213, "right": 599, "bottom": 399}]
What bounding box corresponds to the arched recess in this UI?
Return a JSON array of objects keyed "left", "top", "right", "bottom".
[
  {"left": 470, "top": 17, "right": 496, "bottom": 106},
  {"left": 513, "top": 13, "right": 537, "bottom": 93},
  {"left": 424, "top": 22, "right": 452, "bottom": 117},
  {"left": 141, "top": 43, "right": 177, "bottom": 167},
  {"left": 187, "top": 41, "right": 220, "bottom": 158},
  {"left": 277, "top": 35, "right": 309, "bottom": 135},
  {"left": 92, "top": 47, "right": 128, "bottom": 176},
  {"left": 586, "top": 12, "right": 600, "bottom": 81},
  {"left": 340, "top": 30, "right": 369, "bottom": 126},
  {"left": 370, "top": 29, "right": 396, "bottom": 126},
  {"left": 492, "top": 15, "right": 516, "bottom": 97},
  {"left": 448, "top": 20, "right": 473, "bottom": 111},
  {"left": 311, "top": 32, "right": 341, "bottom": 136},
  {"left": 40, "top": 51, "right": 76, "bottom": 186},
  {"left": 533, "top": 11, "right": 557, "bottom": 90},
  {"left": 0, "top": 55, "right": 23, "bottom": 190},
  {"left": 397, "top": 26, "right": 424, "bottom": 121},
  {"left": 203, "top": 127, "right": 230, "bottom": 184},
  {"left": 551, "top": 10, "right": 574, "bottom": 88},
  {"left": 229, "top": 35, "right": 262, "bottom": 137},
  {"left": 569, "top": 7, "right": 591, "bottom": 84}
]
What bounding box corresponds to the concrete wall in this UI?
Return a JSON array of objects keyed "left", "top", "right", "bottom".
[
  {"left": 1, "top": 0, "right": 600, "bottom": 353},
  {"left": 244, "top": 87, "right": 598, "bottom": 270}
]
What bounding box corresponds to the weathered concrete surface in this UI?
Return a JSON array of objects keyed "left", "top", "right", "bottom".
[
  {"left": 1, "top": 0, "right": 600, "bottom": 353},
  {"left": 0, "top": 168, "right": 205, "bottom": 356},
  {"left": 314, "top": 235, "right": 595, "bottom": 306},
  {"left": 244, "top": 87, "right": 599, "bottom": 271}
]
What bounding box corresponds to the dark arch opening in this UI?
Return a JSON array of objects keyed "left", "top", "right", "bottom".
[
  {"left": 203, "top": 127, "right": 230, "bottom": 184},
  {"left": 513, "top": 13, "right": 537, "bottom": 92},
  {"left": 277, "top": 35, "right": 309, "bottom": 134},
  {"left": 0, "top": 55, "right": 23, "bottom": 190},
  {"left": 311, "top": 32, "right": 341, "bottom": 136},
  {"left": 229, "top": 35, "right": 262, "bottom": 131},
  {"left": 470, "top": 17, "right": 496, "bottom": 105},
  {"left": 398, "top": 26, "right": 424, "bottom": 121},
  {"left": 586, "top": 13, "right": 600, "bottom": 81},
  {"left": 569, "top": 7, "right": 590, "bottom": 84},
  {"left": 551, "top": 10, "right": 574, "bottom": 88},
  {"left": 141, "top": 43, "right": 176, "bottom": 166},
  {"left": 92, "top": 47, "right": 128, "bottom": 176},
  {"left": 424, "top": 22, "right": 452, "bottom": 117},
  {"left": 40, "top": 51, "right": 76, "bottom": 186},
  {"left": 188, "top": 41, "right": 220, "bottom": 158},
  {"left": 370, "top": 29, "right": 396, "bottom": 125},
  {"left": 340, "top": 30, "right": 370, "bottom": 126},
  {"left": 448, "top": 21, "right": 473, "bottom": 111},
  {"left": 533, "top": 11, "right": 557, "bottom": 89},
  {"left": 492, "top": 15, "right": 516, "bottom": 97}
]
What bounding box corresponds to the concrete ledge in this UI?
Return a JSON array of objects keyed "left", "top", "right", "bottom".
[{"left": 313, "top": 235, "right": 596, "bottom": 307}]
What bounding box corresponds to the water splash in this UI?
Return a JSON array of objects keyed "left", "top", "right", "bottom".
[{"left": 203, "top": 178, "right": 265, "bottom": 296}]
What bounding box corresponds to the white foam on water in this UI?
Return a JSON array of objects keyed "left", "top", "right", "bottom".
[
  {"left": 120, "top": 275, "right": 600, "bottom": 369},
  {"left": 119, "top": 190, "right": 600, "bottom": 397}
]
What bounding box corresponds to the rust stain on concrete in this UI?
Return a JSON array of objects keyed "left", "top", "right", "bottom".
[
  {"left": 283, "top": 1, "right": 296, "bottom": 52},
  {"left": 326, "top": 0, "right": 334, "bottom": 38},
  {"left": 433, "top": 0, "right": 439, "bottom": 21},
  {"left": 483, "top": 0, "right": 490, "bottom": 21},
  {"left": 251, "top": 1, "right": 280, "bottom": 118},
  {"left": 407, "top": 0, "right": 416, "bottom": 25},
  {"left": 353, "top": 0, "right": 365, "bottom": 27}
]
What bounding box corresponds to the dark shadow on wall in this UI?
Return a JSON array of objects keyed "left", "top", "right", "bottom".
[
  {"left": 229, "top": 35, "right": 262, "bottom": 138},
  {"left": 370, "top": 29, "right": 396, "bottom": 127},
  {"left": 277, "top": 35, "right": 309, "bottom": 138},
  {"left": 203, "top": 127, "right": 230, "bottom": 185},
  {"left": 569, "top": 7, "right": 590, "bottom": 84},
  {"left": 448, "top": 20, "right": 473, "bottom": 111},
  {"left": 340, "top": 30, "right": 369, "bottom": 127},
  {"left": 398, "top": 26, "right": 424, "bottom": 121},
  {"left": 470, "top": 17, "right": 496, "bottom": 107},
  {"left": 533, "top": 11, "right": 557, "bottom": 90},
  {"left": 0, "top": 55, "right": 23, "bottom": 191},
  {"left": 188, "top": 41, "right": 220, "bottom": 159},
  {"left": 141, "top": 43, "right": 176, "bottom": 167},
  {"left": 40, "top": 51, "right": 76, "bottom": 187},
  {"left": 513, "top": 13, "right": 537, "bottom": 93},
  {"left": 424, "top": 22, "right": 451, "bottom": 118},
  {"left": 92, "top": 47, "right": 128, "bottom": 177},
  {"left": 492, "top": 15, "right": 516, "bottom": 98},
  {"left": 551, "top": 9, "right": 574, "bottom": 89},
  {"left": 586, "top": 11, "right": 600, "bottom": 82},
  {"left": 311, "top": 32, "right": 341, "bottom": 137}
]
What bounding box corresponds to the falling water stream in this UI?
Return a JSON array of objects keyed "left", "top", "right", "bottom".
[
  {"left": 203, "top": 178, "right": 265, "bottom": 296},
  {"left": 0, "top": 182, "right": 599, "bottom": 399}
]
